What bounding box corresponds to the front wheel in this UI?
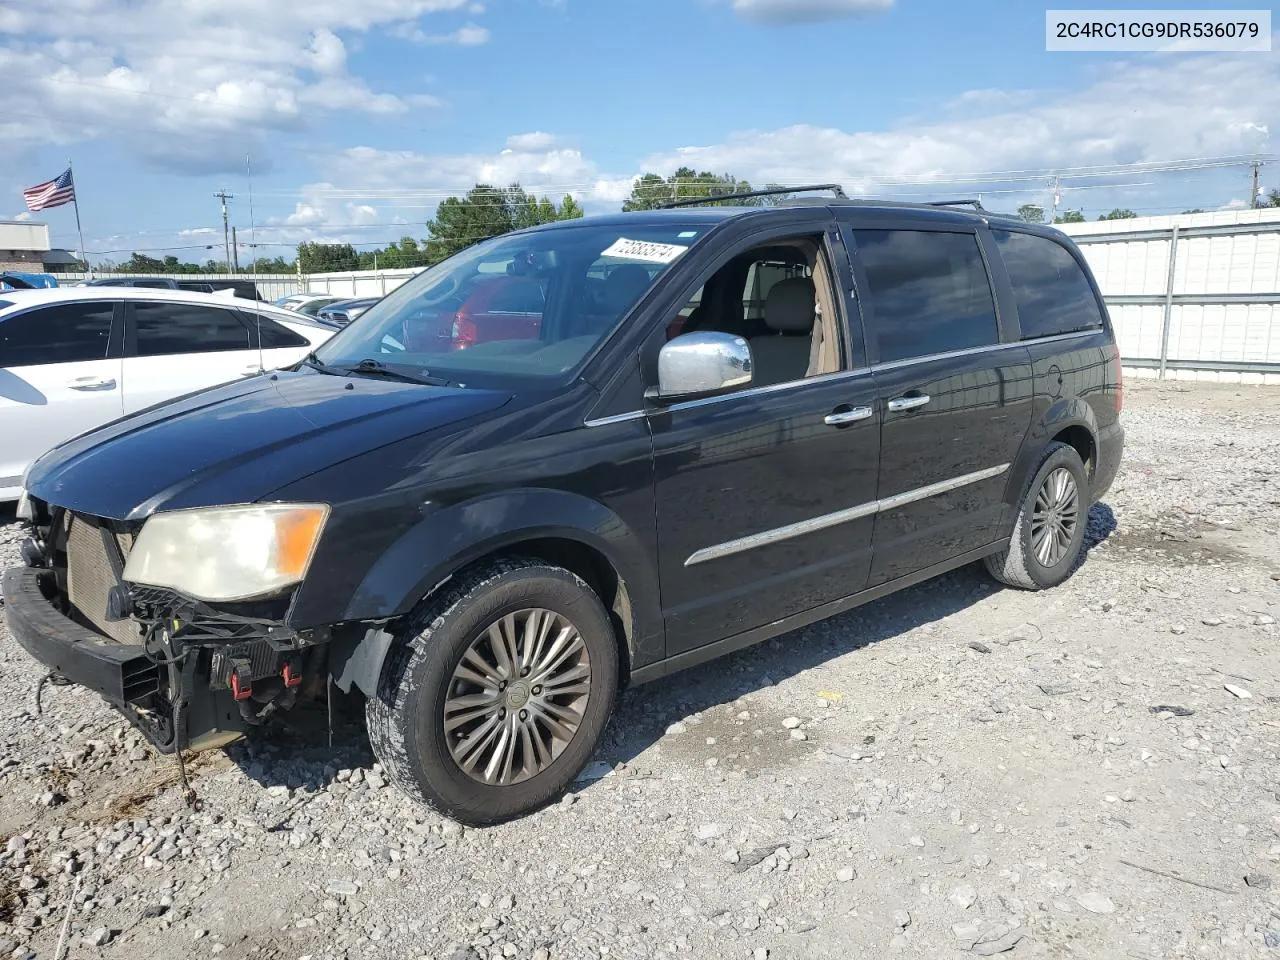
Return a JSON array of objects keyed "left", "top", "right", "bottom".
[
  {"left": 984, "top": 442, "right": 1089, "bottom": 590},
  {"left": 366, "top": 558, "right": 619, "bottom": 825}
]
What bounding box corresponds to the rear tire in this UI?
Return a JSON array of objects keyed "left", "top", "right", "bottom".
[
  {"left": 984, "top": 442, "right": 1089, "bottom": 591},
  {"left": 366, "top": 557, "right": 618, "bottom": 826}
]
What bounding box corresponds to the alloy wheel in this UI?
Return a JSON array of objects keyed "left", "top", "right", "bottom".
[
  {"left": 1030, "top": 466, "right": 1080, "bottom": 568},
  {"left": 443, "top": 608, "right": 592, "bottom": 786}
]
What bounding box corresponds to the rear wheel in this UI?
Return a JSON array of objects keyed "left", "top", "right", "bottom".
[
  {"left": 366, "top": 557, "right": 618, "bottom": 825},
  {"left": 984, "top": 442, "right": 1089, "bottom": 590}
]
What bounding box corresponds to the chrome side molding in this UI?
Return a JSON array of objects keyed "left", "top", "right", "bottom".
[{"left": 685, "top": 463, "right": 1010, "bottom": 566}]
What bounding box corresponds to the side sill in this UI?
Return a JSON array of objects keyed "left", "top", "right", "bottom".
[{"left": 630, "top": 539, "right": 1008, "bottom": 686}]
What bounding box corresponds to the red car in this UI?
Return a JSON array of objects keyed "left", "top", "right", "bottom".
[{"left": 403, "top": 276, "right": 544, "bottom": 352}]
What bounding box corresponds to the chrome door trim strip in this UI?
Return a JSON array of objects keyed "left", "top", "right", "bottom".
[
  {"left": 870, "top": 341, "right": 1026, "bottom": 374},
  {"left": 585, "top": 368, "right": 874, "bottom": 427},
  {"left": 684, "top": 462, "right": 1010, "bottom": 567},
  {"left": 583, "top": 410, "right": 646, "bottom": 428}
]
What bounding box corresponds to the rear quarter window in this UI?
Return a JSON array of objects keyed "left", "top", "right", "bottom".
[
  {"left": 248, "top": 314, "right": 310, "bottom": 349},
  {"left": 992, "top": 230, "right": 1105, "bottom": 340}
]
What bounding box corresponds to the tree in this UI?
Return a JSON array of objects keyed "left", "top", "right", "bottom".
[
  {"left": 247, "top": 255, "right": 295, "bottom": 273},
  {"left": 1098, "top": 208, "right": 1138, "bottom": 221},
  {"left": 424, "top": 184, "right": 517, "bottom": 264},
  {"left": 757, "top": 183, "right": 796, "bottom": 207},
  {"left": 1053, "top": 210, "right": 1086, "bottom": 224},
  {"left": 559, "top": 195, "right": 585, "bottom": 220},
  {"left": 1264, "top": 189, "right": 1280, "bottom": 208},
  {"left": 622, "top": 167, "right": 754, "bottom": 211},
  {"left": 122, "top": 252, "right": 166, "bottom": 273},
  {"left": 1180, "top": 209, "right": 1206, "bottom": 215},
  {"left": 423, "top": 183, "right": 584, "bottom": 264},
  {"left": 298, "top": 242, "right": 359, "bottom": 273},
  {"left": 1016, "top": 204, "right": 1046, "bottom": 224}
]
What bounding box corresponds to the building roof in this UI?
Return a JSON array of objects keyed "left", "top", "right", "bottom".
[{"left": 42, "top": 249, "right": 82, "bottom": 266}]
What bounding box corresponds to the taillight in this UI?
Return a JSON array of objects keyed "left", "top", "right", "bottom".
[
  {"left": 451, "top": 314, "right": 477, "bottom": 351},
  {"left": 1111, "top": 349, "right": 1124, "bottom": 415}
]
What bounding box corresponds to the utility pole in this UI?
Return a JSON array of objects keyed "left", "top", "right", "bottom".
[
  {"left": 1050, "top": 176, "right": 1062, "bottom": 223},
  {"left": 1250, "top": 161, "right": 1262, "bottom": 209},
  {"left": 231, "top": 226, "right": 241, "bottom": 271},
  {"left": 215, "top": 189, "right": 234, "bottom": 273}
]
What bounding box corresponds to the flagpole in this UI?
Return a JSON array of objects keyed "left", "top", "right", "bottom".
[{"left": 67, "top": 158, "right": 89, "bottom": 278}]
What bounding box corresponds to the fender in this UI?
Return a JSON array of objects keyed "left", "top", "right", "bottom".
[
  {"left": 322, "top": 487, "right": 664, "bottom": 697},
  {"left": 1003, "top": 395, "right": 1100, "bottom": 510}
]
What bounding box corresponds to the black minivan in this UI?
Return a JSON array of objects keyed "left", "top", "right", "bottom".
[{"left": 6, "top": 190, "right": 1123, "bottom": 824}]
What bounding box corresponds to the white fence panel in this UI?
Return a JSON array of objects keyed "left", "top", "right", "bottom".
[
  {"left": 1062, "top": 209, "right": 1280, "bottom": 380},
  {"left": 1076, "top": 239, "right": 1170, "bottom": 296},
  {"left": 301, "top": 268, "right": 424, "bottom": 299}
]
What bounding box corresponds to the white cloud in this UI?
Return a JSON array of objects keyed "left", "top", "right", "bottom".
[
  {"left": 730, "top": 0, "right": 893, "bottom": 24},
  {"left": 244, "top": 52, "right": 1278, "bottom": 248},
  {"left": 0, "top": 0, "right": 475, "bottom": 172},
  {"left": 391, "top": 20, "right": 490, "bottom": 44},
  {"left": 636, "top": 56, "right": 1277, "bottom": 201},
  {"left": 505, "top": 132, "right": 559, "bottom": 151}
]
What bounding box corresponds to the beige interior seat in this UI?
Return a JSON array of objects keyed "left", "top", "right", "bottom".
[{"left": 748, "top": 277, "right": 818, "bottom": 386}]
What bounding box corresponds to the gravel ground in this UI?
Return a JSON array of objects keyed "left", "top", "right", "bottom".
[{"left": 2, "top": 378, "right": 1279, "bottom": 960}]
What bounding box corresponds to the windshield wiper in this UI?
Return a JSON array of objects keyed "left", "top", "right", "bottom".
[
  {"left": 339, "top": 358, "right": 451, "bottom": 387},
  {"left": 298, "top": 352, "right": 332, "bottom": 373}
]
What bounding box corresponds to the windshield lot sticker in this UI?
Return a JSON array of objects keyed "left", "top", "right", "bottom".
[{"left": 602, "top": 238, "right": 689, "bottom": 264}]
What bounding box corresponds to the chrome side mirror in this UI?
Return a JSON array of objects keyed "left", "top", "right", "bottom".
[{"left": 648, "top": 332, "right": 753, "bottom": 403}]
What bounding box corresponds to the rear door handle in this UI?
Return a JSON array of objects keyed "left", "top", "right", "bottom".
[
  {"left": 66, "top": 377, "right": 116, "bottom": 391},
  {"left": 887, "top": 394, "right": 930, "bottom": 412},
  {"left": 824, "top": 405, "right": 874, "bottom": 426}
]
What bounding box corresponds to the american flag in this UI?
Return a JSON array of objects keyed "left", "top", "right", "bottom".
[{"left": 23, "top": 168, "right": 76, "bottom": 212}]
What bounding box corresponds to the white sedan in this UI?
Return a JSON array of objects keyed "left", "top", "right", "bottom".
[{"left": 0, "top": 287, "right": 335, "bottom": 501}]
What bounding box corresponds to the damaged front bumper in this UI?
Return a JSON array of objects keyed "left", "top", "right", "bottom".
[{"left": 3, "top": 565, "right": 316, "bottom": 753}]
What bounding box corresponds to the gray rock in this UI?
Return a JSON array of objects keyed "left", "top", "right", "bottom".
[
  {"left": 950, "top": 883, "right": 976, "bottom": 909},
  {"left": 836, "top": 866, "right": 856, "bottom": 882},
  {"left": 86, "top": 927, "right": 113, "bottom": 947},
  {"left": 1076, "top": 891, "right": 1115, "bottom": 914},
  {"left": 1245, "top": 873, "right": 1273, "bottom": 890},
  {"left": 781, "top": 717, "right": 802, "bottom": 730},
  {"left": 789, "top": 729, "right": 808, "bottom": 741},
  {"left": 325, "top": 880, "right": 360, "bottom": 897},
  {"left": 893, "top": 910, "right": 911, "bottom": 930},
  {"left": 973, "top": 926, "right": 1029, "bottom": 956}
]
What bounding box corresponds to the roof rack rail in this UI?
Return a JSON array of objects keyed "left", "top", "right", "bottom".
[
  {"left": 926, "top": 199, "right": 986, "bottom": 211},
  {"left": 659, "top": 183, "right": 848, "bottom": 209}
]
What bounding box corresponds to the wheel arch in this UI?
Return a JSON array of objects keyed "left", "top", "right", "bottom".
[
  {"left": 326, "top": 489, "right": 660, "bottom": 698},
  {"left": 1005, "top": 397, "right": 1100, "bottom": 510}
]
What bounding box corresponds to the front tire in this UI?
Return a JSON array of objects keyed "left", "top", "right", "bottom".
[
  {"left": 366, "top": 558, "right": 619, "bottom": 825},
  {"left": 984, "top": 442, "right": 1089, "bottom": 591}
]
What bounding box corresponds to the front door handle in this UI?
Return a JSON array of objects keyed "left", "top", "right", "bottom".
[
  {"left": 824, "top": 405, "right": 874, "bottom": 426},
  {"left": 887, "top": 394, "right": 930, "bottom": 412},
  {"left": 66, "top": 377, "right": 116, "bottom": 391}
]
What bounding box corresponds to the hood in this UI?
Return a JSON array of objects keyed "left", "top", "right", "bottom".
[{"left": 25, "top": 369, "right": 513, "bottom": 520}]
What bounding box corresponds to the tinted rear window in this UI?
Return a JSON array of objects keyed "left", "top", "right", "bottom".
[
  {"left": 132, "top": 302, "right": 250, "bottom": 357},
  {"left": 992, "top": 231, "right": 1105, "bottom": 340},
  {"left": 853, "top": 229, "right": 999, "bottom": 364}
]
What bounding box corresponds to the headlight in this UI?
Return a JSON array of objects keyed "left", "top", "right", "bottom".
[{"left": 123, "top": 503, "right": 329, "bottom": 602}]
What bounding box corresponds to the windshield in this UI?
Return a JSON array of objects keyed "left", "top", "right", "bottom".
[{"left": 314, "top": 220, "right": 705, "bottom": 381}]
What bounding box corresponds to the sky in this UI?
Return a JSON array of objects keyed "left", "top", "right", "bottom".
[{"left": 1, "top": 0, "right": 1276, "bottom": 266}]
